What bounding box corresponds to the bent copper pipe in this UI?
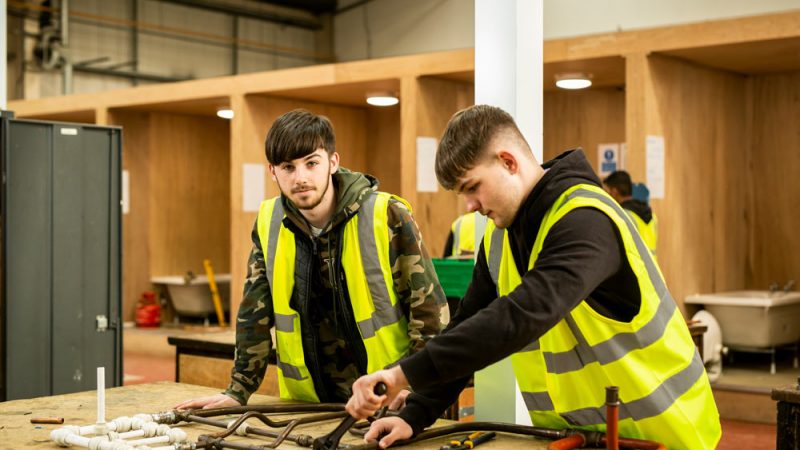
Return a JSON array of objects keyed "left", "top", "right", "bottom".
[
  {"left": 183, "top": 403, "right": 345, "bottom": 418},
  {"left": 211, "top": 410, "right": 348, "bottom": 448},
  {"left": 179, "top": 404, "right": 666, "bottom": 450}
]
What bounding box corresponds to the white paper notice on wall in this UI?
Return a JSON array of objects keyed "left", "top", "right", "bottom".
[
  {"left": 122, "top": 170, "right": 130, "bottom": 215},
  {"left": 597, "top": 143, "right": 621, "bottom": 178},
  {"left": 646, "top": 135, "right": 665, "bottom": 199},
  {"left": 416, "top": 136, "right": 438, "bottom": 193},
  {"left": 243, "top": 163, "right": 266, "bottom": 212}
]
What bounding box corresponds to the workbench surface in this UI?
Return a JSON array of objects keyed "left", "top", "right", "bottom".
[{"left": 0, "top": 382, "right": 551, "bottom": 449}]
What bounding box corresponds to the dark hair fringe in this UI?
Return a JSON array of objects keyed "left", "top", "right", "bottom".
[
  {"left": 265, "top": 109, "right": 336, "bottom": 165},
  {"left": 435, "top": 105, "right": 518, "bottom": 190}
]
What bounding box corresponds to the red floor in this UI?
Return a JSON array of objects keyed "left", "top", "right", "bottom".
[
  {"left": 122, "top": 352, "right": 777, "bottom": 448},
  {"left": 123, "top": 352, "right": 175, "bottom": 385},
  {"left": 718, "top": 419, "right": 775, "bottom": 450}
]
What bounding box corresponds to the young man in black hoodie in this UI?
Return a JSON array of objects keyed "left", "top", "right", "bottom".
[{"left": 346, "top": 105, "right": 720, "bottom": 449}]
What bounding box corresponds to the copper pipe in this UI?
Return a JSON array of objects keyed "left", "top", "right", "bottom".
[
  {"left": 614, "top": 437, "right": 667, "bottom": 450},
  {"left": 548, "top": 434, "right": 586, "bottom": 450},
  {"left": 30, "top": 417, "right": 65, "bottom": 424},
  {"left": 606, "top": 386, "right": 620, "bottom": 450}
]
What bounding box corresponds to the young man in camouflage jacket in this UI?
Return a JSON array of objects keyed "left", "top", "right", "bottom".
[{"left": 176, "top": 109, "right": 446, "bottom": 408}]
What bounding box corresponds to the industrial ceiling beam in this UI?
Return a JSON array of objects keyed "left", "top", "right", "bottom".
[{"left": 158, "top": 0, "right": 322, "bottom": 29}]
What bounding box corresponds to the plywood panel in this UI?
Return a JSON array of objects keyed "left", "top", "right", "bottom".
[
  {"left": 148, "top": 113, "right": 231, "bottom": 278},
  {"left": 643, "top": 55, "right": 749, "bottom": 312},
  {"left": 660, "top": 36, "right": 800, "bottom": 76},
  {"left": 544, "top": 10, "right": 800, "bottom": 63},
  {"left": 366, "top": 107, "right": 401, "bottom": 195},
  {"left": 109, "top": 110, "right": 152, "bottom": 322},
  {"left": 179, "top": 354, "right": 279, "bottom": 396},
  {"left": 414, "top": 77, "right": 474, "bottom": 258},
  {"left": 229, "top": 96, "right": 369, "bottom": 316},
  {"left": 543, "top": 88, "right": 626, "bottom": 169},
  {"left": 747, "top": 73, "right": 800, "bottom": 291}
]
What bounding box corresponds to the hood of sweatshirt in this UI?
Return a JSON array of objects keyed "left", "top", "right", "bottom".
[
  {"left": 506, "top": 149, "right": 603, "bottom": 258},
  {"left": 282, "top": 167, "right": 378, "bottom": 236},
  {"left": 621, "top": 198, "right": 653, "bottom": 224}
]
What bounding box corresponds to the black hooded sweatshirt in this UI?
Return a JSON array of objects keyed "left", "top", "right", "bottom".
[{"left": 398, "top": 150, "right": 642, "bottom": 433}]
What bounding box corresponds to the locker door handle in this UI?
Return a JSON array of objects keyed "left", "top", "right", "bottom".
[{"left": 96, "top": 315, "right": 108, "bottom": 332}]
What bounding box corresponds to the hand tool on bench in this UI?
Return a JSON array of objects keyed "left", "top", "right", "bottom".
[
  {"left": 313, "top": 382, "right": 387, "bottom": 450},
  {"left": 440, "top": 431, "right": 496, "bottom": 450}
]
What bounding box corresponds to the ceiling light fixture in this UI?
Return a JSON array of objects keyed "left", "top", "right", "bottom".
[
  {"left": 216, "top": 108, "right": 234, "bottom": 119},
  {"left": 366, "top": 92, "right": 399, "bottom": 107},
  {"left": 555, "top": 73, "right": 593, "bottom": 90}
]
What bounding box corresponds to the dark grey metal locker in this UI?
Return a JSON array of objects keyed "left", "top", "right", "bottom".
[{"left": 1, "top": 111, "right": 122, "bottom": 401}]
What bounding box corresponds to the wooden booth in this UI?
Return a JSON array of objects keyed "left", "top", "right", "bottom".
[{"left": 9, "top": 10, "right": 800, "bottom": 329}]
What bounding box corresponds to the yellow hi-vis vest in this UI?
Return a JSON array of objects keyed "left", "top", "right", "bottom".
[
  {"left": 483, "top": 184, "right": 720, "bottom": 450},
  {"left": 256, "top": 192, "right": 412, "bottom": 402},
  {"left": 450, "top": 213, "right": 477, "bottom": 256},
  {"left": 626, "top": 210, "right": 658, "bottom": 259}
]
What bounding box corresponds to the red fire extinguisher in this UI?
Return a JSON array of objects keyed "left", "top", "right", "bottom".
[{"left": 135, "top": 291, "right": 161, "bottom": 327}]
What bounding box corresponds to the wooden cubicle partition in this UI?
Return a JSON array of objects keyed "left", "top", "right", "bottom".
[
  {"left": 632, "top": 54, "right": 750, "bottom": 311},
  {"left": 411, "top": 76, "right": 474, "bottom": 258},
  {"left": 9, "top": 10, "right": 800, "bottom": 321},
  {"left": 747, "top": 72, "right": 800, "bottom": 291},
  {"left": 106, "top": 109, "right": 231, "bottom": 320},
  {"left": 543, "top": 87, "right": 626, "bottom": 165}
]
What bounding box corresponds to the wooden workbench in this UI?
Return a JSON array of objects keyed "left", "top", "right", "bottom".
[{"left": 0, "top": 382, "right": 550, "bottom": 449}]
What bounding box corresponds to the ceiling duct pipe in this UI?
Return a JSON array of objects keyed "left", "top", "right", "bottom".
[{"left": 61, "top": 0, "right": 72, "bottom": 94}]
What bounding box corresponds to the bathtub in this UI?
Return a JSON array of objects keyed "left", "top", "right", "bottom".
[
  {"left": 151, "top": 274, "right": 232, "bottom": 318},
  {"left": 685, "top": 290, "right": 800, "bottom": 348}
]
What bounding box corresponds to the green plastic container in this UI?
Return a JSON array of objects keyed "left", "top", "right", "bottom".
[{"left": 432, "top": 258, "right": 474, "bottom": 299}]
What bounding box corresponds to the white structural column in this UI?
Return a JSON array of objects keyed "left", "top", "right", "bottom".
[
  {"left": 473, "top": 0, "right": 543, "bottom": 425},
  {"left": 1, "top": 0, "right": 7, "bottom": 109}
]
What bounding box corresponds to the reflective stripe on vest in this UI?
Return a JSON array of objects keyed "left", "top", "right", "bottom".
[
  {"left": 257, "top": 192, "right": 412, "bottom": 402},
  {"left": 483, "top": 184, "right": 720, "bottom": 449}
]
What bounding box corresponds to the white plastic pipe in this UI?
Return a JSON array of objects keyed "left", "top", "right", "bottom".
[
  {"left": 97, "top": 367, "right": 105, "bottom": 425},
  {"left": 125, "top": 428, "right": 187, "bottom": 447}
]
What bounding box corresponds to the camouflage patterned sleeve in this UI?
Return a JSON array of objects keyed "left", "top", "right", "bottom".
[
  {"left": 387, "top": 199, "right": 447, "bottom": 353},
  {"left": 224, "top": 222, "right": 275, "bottom": 405}
]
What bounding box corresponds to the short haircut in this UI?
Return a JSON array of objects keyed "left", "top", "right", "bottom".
[
  {"left": 435, "top": 104, "right": 526, "bottom": 190},
  {"left": 265, "top": 109, "right": 335, "bottom": 165},
  {"left": 603, "top": 170, "right": 632, "bottom": 196}
]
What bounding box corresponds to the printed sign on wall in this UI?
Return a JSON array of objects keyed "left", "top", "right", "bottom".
[{"left": 597, "top": 143, "right": 621, "bottom": 178}]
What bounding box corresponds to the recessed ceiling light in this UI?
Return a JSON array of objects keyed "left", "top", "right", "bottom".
[
  {"left": 366, "top": 92, "right": 399, "bottom": 107},
  {"left": 216, "top": 108, "right": 234, "bottom": 119},
  {"left": 555, "top": 73, "right": 593, "bottom": 90}
]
